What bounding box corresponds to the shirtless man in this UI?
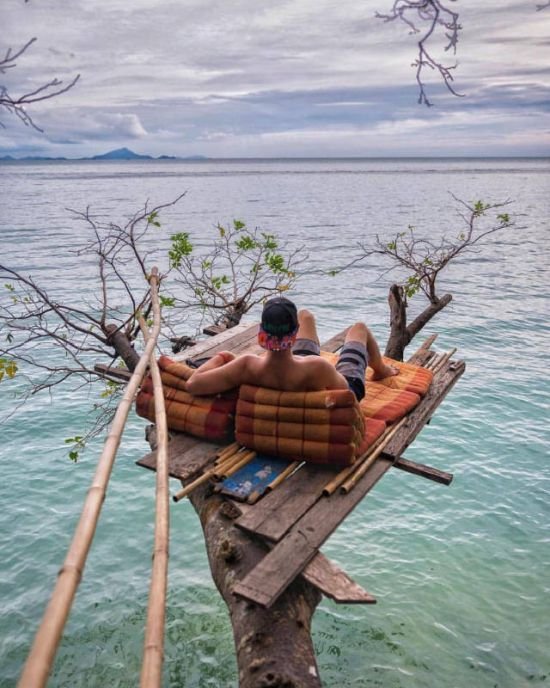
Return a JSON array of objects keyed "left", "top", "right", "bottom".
[{"left": 185, "top": 296, "right": 397, "bottom": 400}]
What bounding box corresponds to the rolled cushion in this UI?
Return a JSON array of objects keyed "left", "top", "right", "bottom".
[
  {"left": 135, "top": 355, "right": 237, "bottom": 441},
  {"left": 236, "top": 384, "right": 369, "bottom": 467},
  {"left": 320, "top": 351, "right": 433, "bottom": 396}
]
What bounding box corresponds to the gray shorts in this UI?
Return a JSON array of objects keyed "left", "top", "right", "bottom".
[{"left": 292, "top": 338, "right": 368, "bottom": 401}]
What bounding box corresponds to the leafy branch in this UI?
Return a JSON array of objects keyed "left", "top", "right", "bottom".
[{"left": 170, "top": 219, "right": 305, "bottom": 328}]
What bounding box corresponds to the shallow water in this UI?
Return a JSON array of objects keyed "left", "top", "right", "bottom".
[{"left": 0, "top": 158, "right": 549, "bottom": 687}]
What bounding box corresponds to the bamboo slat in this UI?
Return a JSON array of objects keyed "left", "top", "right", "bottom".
[
  {"left": 432, "top": 348, "right": 457, "bottom": 374},
  {"left": 340, "top": 419, "right": 407, "bottom": 494},
  {"left": 18, "top": 269, "right": 163, "bottom": 688},
  {"left": 139, "top": 302, "right": 170, "bottom": 687}
]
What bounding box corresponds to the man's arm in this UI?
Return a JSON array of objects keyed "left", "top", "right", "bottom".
[{"left": 185, "top": 353, "right": 248, "bottom": 396}]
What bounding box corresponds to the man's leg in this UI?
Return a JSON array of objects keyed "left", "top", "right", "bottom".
[
  {"left": 292, "top": 309, "right": 321, "bottom": 356},
  {"left": 345, "top": 322, "right": 397, "bottom": 380}
]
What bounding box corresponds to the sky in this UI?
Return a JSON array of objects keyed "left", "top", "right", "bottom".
[{"left": 1, "top": 0, "right": 549, "bottom": 158}]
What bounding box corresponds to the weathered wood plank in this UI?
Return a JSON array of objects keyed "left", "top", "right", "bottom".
[
  {"left": 173, "top": 322, "right": 258, "bottom": 361},
  {"left": 137, "top": 434, "right": 222, "bottom": 481},
  {"left": 301, "top": 552, "right": 376, "bottom": 604},
  {"left": 235, "top": 463, "right": 336, "bottom": 541},
  {"left": 232, "top": 361, "right": 465, "bottom": 608},
  {"left": 392, "top": 455, "right": 453, "bottom": 485},
  {"left": 232, "top": 456, "right": 392, "bottom": 607},
  {"left": 383, "top": 360, "right": 465, "bottom": 458}
]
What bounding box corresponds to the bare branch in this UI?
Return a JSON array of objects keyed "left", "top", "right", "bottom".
[
  {"left": 376, "top": 0, "right": 463, "bottom": 106},
  {"left": 0, "top": 37, "right": 80, "bottom": 131}
]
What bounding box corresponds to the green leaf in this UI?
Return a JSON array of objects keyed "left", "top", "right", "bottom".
[
  {"left": 236, "top": 236, "right": 257, "bottom": 251},
  {"left": 233, "top": 219, "right": 245, "bottom": 231},
  {"left": 69, "top": 450, "right": 79, "bottom": 462},
  {"left": 168, "top": 233, "right": 193, "bottom": 268},
  {"left": 159, "top": 295, "right": 175, "bottom": 308},
  {"left": 147, "top": 211, "right": 161, "bottom": 228}
]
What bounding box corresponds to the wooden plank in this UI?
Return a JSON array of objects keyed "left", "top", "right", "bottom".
[
  {"left": 301, "top": 552, "right": 376, "bottom": 604},
  {"left": 392, "top": 455, "right": 453, "bottom": 485},
  {"left": 173, "top": 322, "right": 257, "bottom": 361},
  {"left": 232, "top": 361, "right": 466, "bottom": 608},
  {"left": 383, "top": 360, "right": 465, "bottom": 458},
  {"left": 235, "top": 464, "right": 336, "bottom": 541},
  {"left": 137, "top": 434, "right": 222, "bottom": 481},
  {"left": 232, "top": 456, "right": 392, "bottom": 607}
]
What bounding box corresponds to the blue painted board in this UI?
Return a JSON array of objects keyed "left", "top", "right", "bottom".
[{"left": 218, "top": 454, "right": 293, "bottom": 501}]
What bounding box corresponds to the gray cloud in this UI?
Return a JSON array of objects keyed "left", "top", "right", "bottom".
[{"left": 1, "top": 0, "right": 549, "bottom": 157}]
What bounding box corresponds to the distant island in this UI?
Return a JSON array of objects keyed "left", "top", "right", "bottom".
[{"left": 0, "top": 147, "right": 208, "bottom": 162}]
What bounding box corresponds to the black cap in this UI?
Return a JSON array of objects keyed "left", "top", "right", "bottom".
[{"left": 258, "top": 297, "right": 298, "bottom": 350}]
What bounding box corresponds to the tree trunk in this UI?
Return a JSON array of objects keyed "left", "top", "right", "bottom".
[
  {"left": 104, "top": 323, "right": 140, "bottom": 371},
  {"left": 384, "top": 285, "right": 453, "bottom": 361},
  {"left": 187, "top": 484, "right": 323, "bottom": 688},
  {"left": 384, "top": 284, "right": 408, "bottom": 360}
]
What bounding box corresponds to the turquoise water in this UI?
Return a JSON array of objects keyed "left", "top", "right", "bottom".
[{"left": 0, "top": 159, "right": 549, "bottom": 687}]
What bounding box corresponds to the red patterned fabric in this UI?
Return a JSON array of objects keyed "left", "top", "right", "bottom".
[
  {"left": 320, "top": 351, "right": 433, "bottom": 396},
  {"left": 135, "top": 356, "right": 237, "bottom": 440}
]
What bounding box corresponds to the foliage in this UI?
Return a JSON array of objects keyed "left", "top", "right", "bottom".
[
  {"left": 170, "top": 219, "right": 304, "bottom": 328},
  {"left": 1, "top": 197, "right": 304, "bottom": 459},
  {"left": 331, "top": 195, "right": 516, "bottom": 305}
]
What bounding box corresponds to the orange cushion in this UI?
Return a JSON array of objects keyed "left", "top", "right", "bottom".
[{"left": 135, "top": 356, "right": 237, "bottom": 441}]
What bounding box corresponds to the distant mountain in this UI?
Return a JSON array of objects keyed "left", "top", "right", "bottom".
[
  {"left": 0, "top": 148, "right": 207, "bottom": 162},
  {"left": 91, "top": 147, "right": 153, "bottom": 160}
]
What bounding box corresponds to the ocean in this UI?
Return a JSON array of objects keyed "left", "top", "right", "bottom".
[{"left": 0, "top": 158, "right": 549, "bottom": 687}]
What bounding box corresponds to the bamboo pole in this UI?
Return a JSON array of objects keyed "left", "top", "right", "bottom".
[
  {"left": 340, "top": 418, "right": 408, "bottom": 494},
  {"left": 18, "top": 268, "right": 162, "bottom": 688},
  {"left": 215, "top": 442, "right": 240, "bottom": 463},
  {"left": 212, "top": 450, "right": 252, "bottom": 479},
  {"left": 265, "top": 461, "right": 300, "bottom": 493},
  {"left": 139, "top": 309, "right": 170, "bottom": 687},
  {"left": 432, "top": 348, "right": 457, "bottom": 374},
  {"left": 322, "top": 426, "right": 391, "bottom": 497},
  {"left": 425, "top": 352, "right": 444, "bottom": 371},
  {"left": 215, "top": 447, "right": 246, "bottom": 467},
  {"left": 322, "top": 416, "right": 405, "bottom": 496},
  {"left": 172, "top": 450, "right": 246, "bottom": 502},
  {"left": 219, "top": 450, "right": 256, "bottom": 478}
]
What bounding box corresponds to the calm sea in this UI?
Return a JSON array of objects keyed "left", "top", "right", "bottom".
[{"left": 0, "top": 158, "right": 549, "bottom": 687}]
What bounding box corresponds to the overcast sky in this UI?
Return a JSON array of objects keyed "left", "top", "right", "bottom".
[{"left": 1, "top": 0, "right": 549, "bottom": 158}]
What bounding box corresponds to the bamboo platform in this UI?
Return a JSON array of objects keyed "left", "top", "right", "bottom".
[{"left": 137, "top": 322, "right": 464, "bottom": 608}]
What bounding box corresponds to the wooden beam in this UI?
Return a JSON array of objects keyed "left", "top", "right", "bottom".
[
  {"left": 137, "top": 435, "right": 222, "bottom": 481},
  {"left": 232, "top": 457, "right": 392, "bottom": 608},
  {"left": 235, "top": 463, "right": 336, "bottom": 542},
  {"left": 301, "top": 552, "right": 376, "bottom": 604},
  {"left": 391, "top": 455, "right": 453, "bottom": 485},
  {"left": 94, "top": 363, "right": 132, "bottom": 382},
  {"left": 173, "top": 322, "right": 258, "bottom": 362}
]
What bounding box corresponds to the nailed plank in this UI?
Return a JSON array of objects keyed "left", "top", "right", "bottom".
[
  {"left": 137, "top": 434, "right": 222, "bottom": 481},
  {"left": 235, "top": 463, "right": 336, "bottom": 541},
  {"left": 233, "top": 456, "right": 392, "bottom": 607},
  {"left": 301, "top": 551, "right": 376, "bottom": 604},
  {"left": 232, "top": 361, "right": 466, "bottom": 608},
  {"left": 173, "top": 322, "right": 258, "bottom": 361}
]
